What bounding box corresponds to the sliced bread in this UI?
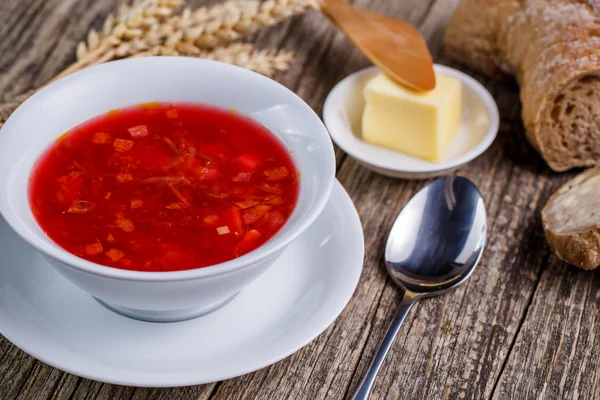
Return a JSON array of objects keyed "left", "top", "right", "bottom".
[
  {"left": 445, "top": 0, "right": 600, "bottom": 171},
  {"left": 542, "top": 167, "right": 600, "bottom": 269}
]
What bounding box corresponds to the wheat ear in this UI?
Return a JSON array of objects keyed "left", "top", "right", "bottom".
[
  {"left": 172, "top": 0, "right": 320, "bottom": 50},
  {"left": 74, "top": 0, "right": 318, "bottom": 64},
  {"left": 132, "top": 42, "right": 294, "bottom": 77}
]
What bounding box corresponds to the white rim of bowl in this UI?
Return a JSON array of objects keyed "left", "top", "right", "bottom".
[
  {"left": 0, "top": 58, "right": 336, "bottom": 282},
  {"left": 323, "top": 65, "right": 500, "bottom": 173}
]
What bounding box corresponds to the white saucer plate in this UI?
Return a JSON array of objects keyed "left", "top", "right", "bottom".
[
  {"left": 323, "top": 65, "right": 500, "bottom": 179},
  {"left": 0, "top": 180, "right": 364, "bottom": 387}
]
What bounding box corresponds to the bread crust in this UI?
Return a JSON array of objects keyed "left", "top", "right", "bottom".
[
  {"left": 445, "top": 0, "right": 600, "bottom": 172},
  {"left": 542, "top": 167, "right": 600, "bottom": 269},
  {"left": 543, "top": 228, "right": 600, "bottom": 270}
]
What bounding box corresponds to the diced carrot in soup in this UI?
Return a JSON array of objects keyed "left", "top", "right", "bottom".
[
  {"left": 237, "top": 229, "right": 262, "bottom": 255},
  {"left": 106, "top": 248, "right": 125, "bottom": 262},
  {"left": 115, "top": 219, "right": 135, "bottom": 232},
  {"left": 224, "top": 206, "right": 245, "bottom": 236},
  {"left": 84, "top": 242, "right": 103, "bottom": 255},
  {"left": 92, "top": 132, "right": 111, "bottom": 144},
  {"left": 264, "top": 166, "right": 289, "bottom": 181},
  {"left": 67, "top": 200, "right": 96, "bottom": 214},
  {"left": 203, "top": 214, "right": 220, "bottom": 226},
  {"left": 113, "top": 138, "right": 134, "bottom": 151},
  {"left": 128, "top": 125, "right": 149, "bottom": 138},
  {"left": 29, "top": 103, "right": 298, "bottom": 271}
]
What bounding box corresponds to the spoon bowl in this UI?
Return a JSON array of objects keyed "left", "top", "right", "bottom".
[
  {"left": 386, "top": 176, "right": 487, "bottom": 295},
  {"left": 352, "top": 176, "right": 487, "bottom": 399}
]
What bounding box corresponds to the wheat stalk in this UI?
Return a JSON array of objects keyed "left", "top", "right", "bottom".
[
  {"left": 56, "top": 0, "right": 184, "bottom": 83},
  {"left": 171, "top": 0, "right": 319, "bottom": 50},
  {"left": 0, "top": 0, "right": 313, "bottom": 127},
  {"left": 132, "top": 42, "right": 293, "bottom": 76},
  {"left": 74, "top": 0, "right": 317, "bottom": 64}
]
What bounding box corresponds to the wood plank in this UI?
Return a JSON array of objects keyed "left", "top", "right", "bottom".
[{"left": 492, "top": 240, "right": 600, "bottom": 399}]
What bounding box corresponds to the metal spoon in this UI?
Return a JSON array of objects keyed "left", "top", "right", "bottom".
[{"left": 352, "top": 176, "right": 487, "bottom": 400}]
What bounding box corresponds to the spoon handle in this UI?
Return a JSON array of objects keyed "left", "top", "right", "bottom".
[{"left": 351, "top": 292, "right": 418, "bottom": 400}]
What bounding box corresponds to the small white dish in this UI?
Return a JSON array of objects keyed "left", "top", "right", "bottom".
[
  {"left": 323, "top": 65, "right": 500, "bottom": 179},
  {"left": 0, "top": 180, "right": 363, "bottom": 387},
  {"left": 0, "top": 57, "right": 336, "bottom": 322}
]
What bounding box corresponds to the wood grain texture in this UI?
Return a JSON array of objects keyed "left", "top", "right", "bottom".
[{"left": 0, "top": 0, "right": 598, "bottom": 399}]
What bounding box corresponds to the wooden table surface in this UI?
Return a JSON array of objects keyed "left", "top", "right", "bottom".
[{"left": 1, "top": 0, "right": 598, "bottom": 399}]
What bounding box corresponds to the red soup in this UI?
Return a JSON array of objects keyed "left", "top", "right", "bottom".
[{"left": 29, "top": 103, "right": 299, "bottom": 272}]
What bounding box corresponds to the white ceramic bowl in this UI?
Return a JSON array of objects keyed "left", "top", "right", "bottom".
[
  {"left": 0, "top": 57, "right": 336, "bottom": 322},
  {"left": 323, "top": 65, "right": 499, "bottom": 179}
]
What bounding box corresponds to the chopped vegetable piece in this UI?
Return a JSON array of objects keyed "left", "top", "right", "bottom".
[
  {"left": 131, "top": 199, "right": 143, "bottom": 209},
  {"left": 114, "top": 138, "right": 134, "bottom": 151},
  {"left": 166, "top": 202, "right": 186, "bottom": 210},
  {"left": 264, "top": 166, "right": 290, "bottom": 181},
  {"left": 242, "top": 204, "right": 272, "bottom": 224},
  {"left": 107, "top": 234, "right": 115, "bottom": 242},
  {"left": 163, "top": 137, "right": 178, "bottom": 154},
  {"left": 217, "top": 226, "right": 230, "bottom": 235},
  {"left": 203, "top": 214, "right": 219, "bottom": 226},
  {"left": 84, "top": 242, "right": 103, "bottom": 255},
  {"left": 106, "top": 248, "right": 125, "bottom": 262},
  {"left": 115, "top": 173, "right": 133, "bottom": 183},
  {"left": 57, "top": 171, "right": 82, "bottom": 184},
  {"left": 92, "top": 132, "right": 111, "bottom": 144},
  {"left": 232, "top": 153, "right": 262, "bottom": 171},
  {"left": 105, "top": 192, "right": 112, "bottom": 199},
  {"left": 166, "top": 109, "right": 178, "bottom": 119},
  {"left": 57, "top": 174, "right": 83, "bottom": 204},
  {"left": 140, "top": 176, "right": 190, "bottom": 186},
  {"left": 257, "top": 182, "right": 283, "bottom": 195},
  {"left": 232, "top": 186, "right": 261, "bottom": 198},
  {"left": 115, "top": 218, "right": 135, "bottom": 232},
  {"left": 169, "top": 184, "right": 191, "bottom": 207},
  {"left": 264, "top": 195, "right": 284, "bottom": 205},
  {"left": 128, "top": 125, "right": 149, "bottom": 138},
  {"left": 235, "top": 199, "right": 260, "bottom": 209},
  {"left": 232, "top": 172, "right": 252, "bottom": 182},
  {"left": 67, "top": 200, "right": 96, "bottom": 214},
  {"left": 224, "top": 206, "right": 244, "bottom": 236},
  {"left": 208, "top": 183, "right": 231, "bottom": 199},
  {"left": 237, "top": 229, "right": 262, "bottom": 254}
]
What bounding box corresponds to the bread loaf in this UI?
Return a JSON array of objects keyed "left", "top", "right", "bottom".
[
  {"left": 542, "top": 167, "right": 600, "bottom": 269},
  {"left": 445, "top": 0, "right": 600, "bottom": 172}
]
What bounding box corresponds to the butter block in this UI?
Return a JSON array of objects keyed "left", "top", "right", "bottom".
[{"left": 361, "top": 72, "right": 462, "bottom": 162}]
